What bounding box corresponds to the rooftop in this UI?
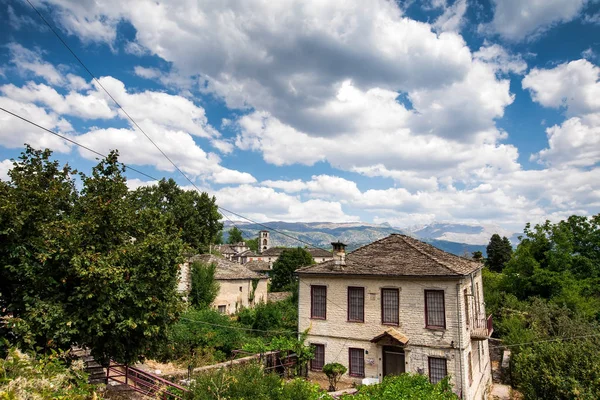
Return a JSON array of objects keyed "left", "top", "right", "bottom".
[
  {"left": 296, "top": 234, "right": 481, "bottom": 277},
  {"left": 261, "top": 247, "right": 333, "bottom": 258},
  {"left": 244, "top": 260, "right": 271, "bottom": 272},
  {"left": 188, "top": 254, "right": 267, "bottom": 280}
]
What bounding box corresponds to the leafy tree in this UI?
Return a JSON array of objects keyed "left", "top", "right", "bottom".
[
  {"left": 485, "top": 233, "right": 512, "bottom": 272},
  {"left": 129, "top": 178, "right": 223, "bottom": 253},
  {"left": 323, "top": 362, "right": 347, "bottom": 391},
  {"left": 246, "top": 237, "right": 259, "bottom": 252},
  {"left": 0, "top": 146, "right": 184, "bottom": 365},
  {"left": 471, "top": 251, "right": 483, "bottom": 261},
  {"left": 227, "top": 226, "right": 244, "bottom": 244},
  {"left": 271, "top": 248, "right": 314, "bottom": 291},
  {"left": 189, "top": 261, "right": 220, "bottom": 309},
  {"left": 343, "top": 374, "right": 457, "bottom": 400}
]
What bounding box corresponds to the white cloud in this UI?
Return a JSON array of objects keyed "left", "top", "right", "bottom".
[
  {"left": 262, "top": 179, "right": 307, "bottom": 193},
  {"left": 532, "top": 113, "right": 600, "bottom": 167},
  {"left": 0, "top": 159, "right": 13, "bottom": 181},
  {"left": 7, "top": 43, "right": 65, "bottom": 85},
  {"left": 134, "top": 66, "right": 162, "bottom": 80},
  {"left": 474, "top": 42, "right": 527, "bottom": 75},
  {"left": 211, "top": 168, "right": 256, "bottom": 185},
  {"left": 126, "top": 178, "right": 158, "bottom": 190},
  {"left": 482, "top": 0, "right": 588, "bottom": 41},
  {"left": 0, "top": 96, "right": 73, "bottom": 152},
  {"left": 433, "top": 0, "right": 468, "bottom": 33},
  {"left": 522, "top": 59, "right": 600, "bottom": 116}
]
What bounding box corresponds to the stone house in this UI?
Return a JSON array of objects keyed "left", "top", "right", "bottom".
[
  {"left": 259, "top": 247, "right": 334, "bottom": 267},
  {"left": 180, "top": 254, "right": 268, "bottom": 315},
  {"left": 296, "top": 234, "right": 492, "bottom": 400}
]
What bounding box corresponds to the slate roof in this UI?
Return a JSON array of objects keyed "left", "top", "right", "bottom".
[
  {"left": 296, "top": 234, "right": 481, "bottom": 277},
  {"left": 371, "top": 328, "right": 409, "bottom": 345},
  {"left": 261, "top": 247, "right": 333, "bottom": 258},
  {"left": 188, "top": 254, "right": 267, "bottom": 280},
  {"left": 244, "top": 260, "right": 271, "bottom": 272},
  {"left": 217, "top": 245, "right": 236, "bottom": 254}
]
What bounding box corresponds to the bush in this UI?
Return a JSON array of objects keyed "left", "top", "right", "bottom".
[
  {"left": 0, "top": 348, "right": 101, "bottom": 399},
  {"left": 186, "top": 363, "right": 330, "bottom": 400},
  {"left": 156, "top": 308, "right": 245, "bottom": 365},
  {"left": 342, "top": 374, "right": 458, "bottom": 400},
  {"left": 323, "top": 362, "right": 347, "bottom": 391},
  {"left": 189, "top": 261, "right": 219, "bottom": 308}
]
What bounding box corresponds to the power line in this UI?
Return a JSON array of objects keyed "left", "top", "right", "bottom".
[{"left": 24, "top": 0, "right": 331, "bottom": 254}]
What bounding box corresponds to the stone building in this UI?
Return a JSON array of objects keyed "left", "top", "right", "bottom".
[
  {"left": 258, "top": 247, "right": 334, "bottom": 267},
  {"left": 180, "top": 254, "right": 268, "bottom": 315},
  {"left": 296, "top": 234, "right": 492, "bottom": 400}
]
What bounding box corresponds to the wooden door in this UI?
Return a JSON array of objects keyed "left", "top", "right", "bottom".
[{"left": 383, "top": 346, "right": 405, "bottom": 377}]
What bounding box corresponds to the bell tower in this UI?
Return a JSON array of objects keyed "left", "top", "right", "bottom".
[{"left": 258, "top": 230, "right": 270, "bottom": 254}]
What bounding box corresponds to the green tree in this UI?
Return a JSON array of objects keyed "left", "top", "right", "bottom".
[
  {"left": 129, "top": 178, "right": 223, "bottom": 253},
  {"left": 227, "top": 226, "right": 244, "bottom": 244},
  {"left": 246, "top": 237, "right": 259, "bottom": 252},
  {"left": 0, "top": 146, "right": 184, "bottom": 365},
  {"left": 189, "top": 261, "right": 220, "bottom": 309},
  {"left": 485, "top": 233, "right": 512, "bottom": 272},
  {"left": 271, "top": 248, "right": 314, "bottom": 291},
  {"left": 471, "top": 251, "right": 483, "bottom": 261},
  {"left": 323, "top": 362, "right": 347, "bottom": 391}
]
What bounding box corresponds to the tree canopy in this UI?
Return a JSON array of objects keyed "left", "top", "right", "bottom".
[
  {"left": 227, "top": 226, "right": 244, "bottom": 244},
  {"left": 189, "top": 261, "right": 220, "bottom": 309},
  {"left": 129, "top": 178, "right": 223, "bottom": 253},
  {"left": 270, "top": 248, "right": 314, "bottom": 291},
  {"left": 0, "top": 146, "right": 186, "bottom": 364},
  {"left": 485, "top": 233, "right": 512, "bottom": 272}
]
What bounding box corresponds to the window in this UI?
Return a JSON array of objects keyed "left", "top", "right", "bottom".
[
  {"left": 381, "top": 288, "right": 399, "bottom": 325},
  {"left": 217, "top": 305, "right": 226, "bottom": 314},
  {"left": 239, "top": 286, "right": 243, "bottom": 292},
  {"left": 311, "top": 285, "right": 327, "bottom": 319},
  {"left": 425, "top": 290, "right": 446, "bottom": 329},
  {"left": 349, "top": 348, "right": 365, "bottom": 377},
  {"left": 468, "top": 352, "right": 473, "bottom": 385},
  {"left": 428, "top": 357, "right": 447, "bottom": 384},
  {"left": 348, "top": 287, "right": 365, "bottom": 322},
  {"left": 464, "top": 288, "right": 470, "bottom": 327},
  {"left": 311, "top": 344, "right": 325, "bottom": 371}
]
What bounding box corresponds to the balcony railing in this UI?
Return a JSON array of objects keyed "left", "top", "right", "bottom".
[{"left": 470, "top": 314, "right": 493, "bottom": 340}]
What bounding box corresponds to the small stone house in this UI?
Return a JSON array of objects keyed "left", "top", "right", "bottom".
[
  {"left": 296, "top": 234, "right": 492, "bottom": 400},
  {"left": 258, "top": 247, "right": 334, "bottom": 267},
  {"left": 180, "top": 254, "right": 268, "bottom": 314}
]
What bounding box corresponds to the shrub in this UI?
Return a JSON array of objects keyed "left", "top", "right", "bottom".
[
  {"left": 322, "top": 362, "right": 347, "bottom": 391},
  {"left": 187, "top": 363, "right": 331, "bottom": 400},
  {"left": 343, "top": 374, "right": 458, "bottom": 400},
  {"left": 189, "top": 261, "right": 219, "bottom": 308},
  {"left": 0, "top": 348, "right": 101, "bottom": 399}
]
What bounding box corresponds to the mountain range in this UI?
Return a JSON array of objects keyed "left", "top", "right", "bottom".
[{"left": 222, "top": 221, "right": 519, "bottom": 257}]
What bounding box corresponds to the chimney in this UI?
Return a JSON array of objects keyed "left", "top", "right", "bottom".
[{"left": 331, "top": 241, "right": 347, "bottom": 271}]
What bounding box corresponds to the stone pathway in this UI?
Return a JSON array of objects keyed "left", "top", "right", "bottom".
[{"left": 490, "top": 383, "right": 511, "bottom": 399}]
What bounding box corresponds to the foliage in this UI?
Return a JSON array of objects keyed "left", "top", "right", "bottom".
[
  {"left": 271, "top": 248, "right": 314, "bottom": 292},
  {"left": 129, "top": 178, "right": 223, "bottom": 253},
  {"left": 322, "top": 362, "right": 347, "bottom": 391},
  {"left": 343, "top": 374, "right": 457, "bottom": 400},
  {"left": 238, "top": 297, "right": 298, "bottom": 333},
  {"left": 471, "top": 251, "right": 483, "bottom": 261},
  {"left": 189, "top": 261, "right": 220, "bottom": 308},
  {"left": 485, "top": 233, "right": 512, "bottom": 272},
  {"left": 0, "top": 146, "right": 184, "bottom": 365},
  {"left": 227, "top": 227, "right": 244, "bottom": 244},
  {"left": 0, "top": 348, "right": 101, "bottom": 399},
  {"left": 186, "top": 363, "right": 330, "bottom": 400},
  {"left": 157, "top": 308, "right": 244, "bottom": 364},
  {"left": 246, "top": 237, "right": 259, "bottom": 252}
]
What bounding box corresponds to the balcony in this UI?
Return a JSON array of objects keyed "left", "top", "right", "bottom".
[{"left": 470, "top": 314, "right": 493, "bottom": 340}]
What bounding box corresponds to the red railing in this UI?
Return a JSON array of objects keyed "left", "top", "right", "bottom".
[
  {"left": 470, "top": 313, "right": 493, "bottom": 340},
  {"left": 486, "top": 314, "right": 494, "bottom": 336},
  {"left": 107, "top": 363, "right": 189, "bottom": 399}
]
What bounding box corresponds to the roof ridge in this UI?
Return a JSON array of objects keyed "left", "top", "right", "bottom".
[
  {"left": 348, "top": 234, "right": 397, "bottom": 255},
  {"left": 398, "top": 235, "right": 457, "bottom": 274}
]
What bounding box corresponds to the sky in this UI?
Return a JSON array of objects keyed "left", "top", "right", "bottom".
[{"left": 1, "top": 0, "right": 599, "bottom": 231}]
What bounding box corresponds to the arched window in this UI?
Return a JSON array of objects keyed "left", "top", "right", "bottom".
[{"left": 263, "top": 239, "right": 268, "bottom": 245}]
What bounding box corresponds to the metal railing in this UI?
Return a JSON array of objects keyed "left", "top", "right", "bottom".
[{"left": 107, "top": 363, "right": 189, "bottom": 399}]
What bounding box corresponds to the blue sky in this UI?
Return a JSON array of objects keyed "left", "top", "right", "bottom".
[{"left": 1, "top": 0, "right": 599, "bottom": 231}]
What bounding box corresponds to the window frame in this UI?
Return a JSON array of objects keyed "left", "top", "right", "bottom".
[
  {"left": 310, "top": 344, "right": 325, "bottom": 371},
  {"left": 424, "top": 290, "right": 446, "bottom": 329},
  {"left": 381, "top": 288, "right": 400, "bottom": 326},
  {"left": 310, "top": 285, "right": 327, "bottom": 320},
  {"left": 217, "top": 305, "right": 226, "bottom": 314},
  {"left": 428, "top": 357, "right": 448, "bottom": 385},
  {"left": 348, "top": 348, "right": 365, "bottom": 378},
  {"left": 347, "top": 286, "right": 365, "bottom": 323}
]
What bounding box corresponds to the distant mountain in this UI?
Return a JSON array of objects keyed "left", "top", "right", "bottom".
[
  {"left": 404, "top": 222, "right": 517, "bottom": 246},
  {"left": 222, "top": 221, "right": 489, "bottom": 257}
]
